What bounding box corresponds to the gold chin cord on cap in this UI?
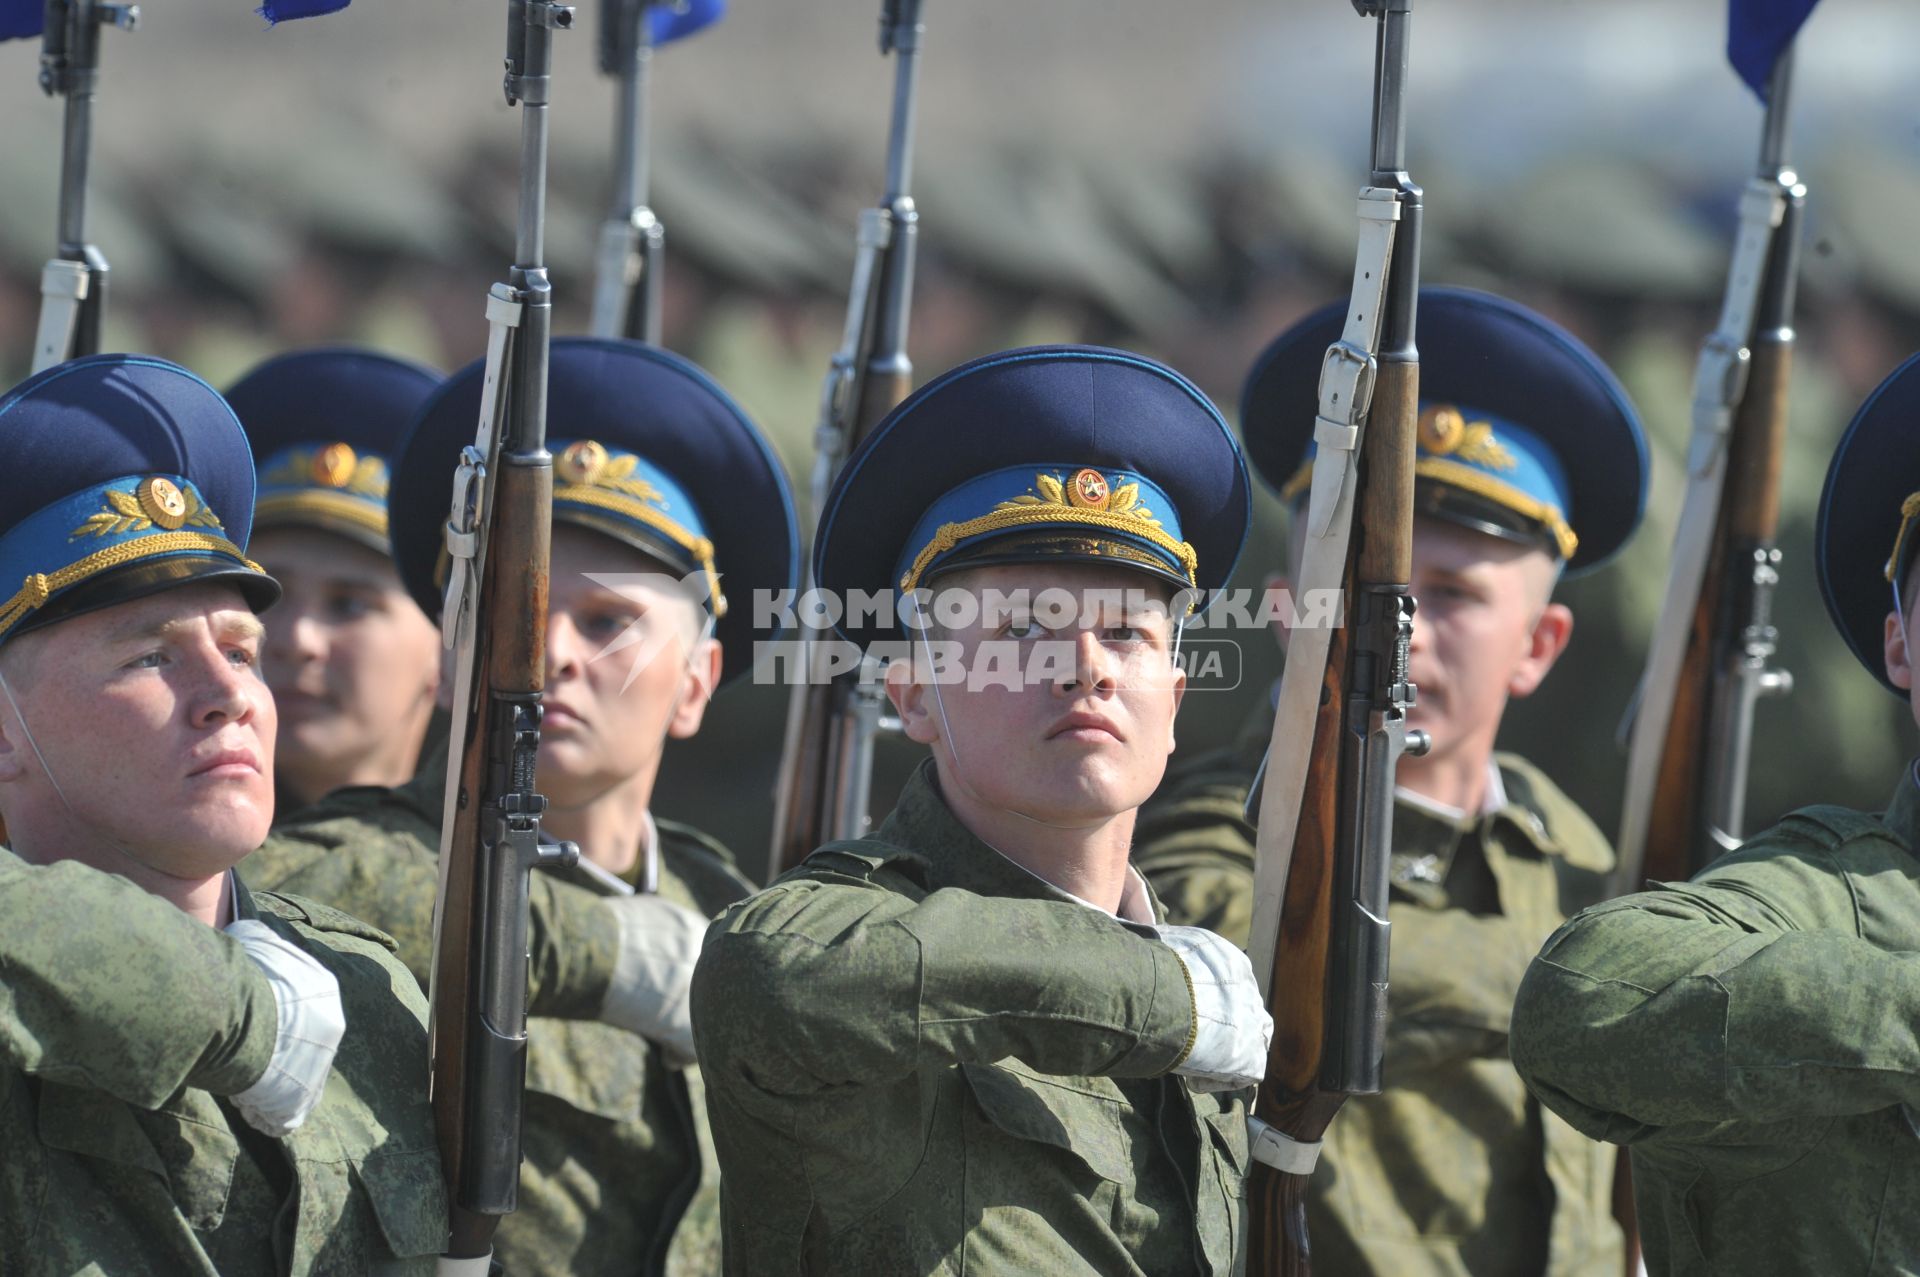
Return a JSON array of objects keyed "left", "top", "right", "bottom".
[{"left": 1884, "top": 492, "right": 1920, "bottom": 615}]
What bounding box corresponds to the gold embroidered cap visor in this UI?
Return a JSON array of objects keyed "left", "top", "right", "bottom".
[
  {"left": 228, "top": 347, "right": 442, "bottom": 559},
  {"left": 252, "top": 444, "right": 393, "bottom": 556},
  {"left": 0, "top": 355, "right": 280, "bottom": 646},
  {"left": 1242, "top": 286, "right": 1647, "bottom": 576},
  {"left": 386, "top": 338, "right": 799, "bottom": 688},
  {"left": 813, "top": 345, "right": 1251, "bottom": 649},
  {"left": 0, "top": 475, "right": 277, "bottom": 644},
  {"left": 1276, "top": 405, "right": 1581, "bottom": 564},
  {"left": 897, "top": 465, "right": 1200, "bottom": 598}
]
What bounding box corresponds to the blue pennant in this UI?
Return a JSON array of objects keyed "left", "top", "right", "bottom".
[
  {"left": 1, "top": 0, "right": 43, "bottom": 41},
  {"left": 647, "top": 0, "right": 723, "bottom": 45},
  {"left": 1728, "top": 0, "right": 1817, "bottom": 99},
  {"left": 257, "top": 0, "right": 349, "bottom": 24}
]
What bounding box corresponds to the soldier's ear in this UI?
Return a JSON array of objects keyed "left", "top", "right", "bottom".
[
  {"left": 884, "top": 655, "right": 940, "bottom": 746},
  {"left": 0, "top": 708, "right": 24, "bottom": 786},
  {"left": 1509, "top": 602, "right": 1574, "bottom": 700},
  {"left": 666, "top": 635, "right": 723, "bottom": 740},
  {"left": 1884, "top": 610, "right": 1913, "bottom": 691}
]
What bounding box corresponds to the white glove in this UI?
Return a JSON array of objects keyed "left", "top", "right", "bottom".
[
  {"left": 1157, "top": 924, "right": 1273, "bottom": 1093},
  {"left": 598, "top": 894, "right": 707, "bottom": 1067},
  {"left": 225, "top": 919, "right": 347, "bottom": 1137}
]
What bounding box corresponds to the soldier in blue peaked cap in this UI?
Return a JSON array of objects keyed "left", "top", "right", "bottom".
[
  {"left": 1512, "top": 351, "right": 1920, "bottom": 1273},
  {"left": 246, "top": 336, "right": 799, "bottom": 1277},
  {"left": 0, "top": 353, "right": 452, "bottom": 1273},
  {"left": 694, "top": 345, "right": 1275, "bottom": 1276},
  {"left": 1135, "top": 287, "right": 1648, "bottom": 1276},
  {"left": 226, "top": 347, "right": 445, "bottom": 816}
]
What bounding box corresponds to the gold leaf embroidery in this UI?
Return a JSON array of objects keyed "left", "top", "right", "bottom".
[
  {"left": 71, "top": 484, "right": 222, "bottom": 540},
  {"left": 991, "top": 471, "right": 1166, "bottom": 533},
  {"left": 181, "top": 488, "right": 223, "bottom": 530},
  {"left": 350, "top": 457, "right": 389, "bottom": 500}
]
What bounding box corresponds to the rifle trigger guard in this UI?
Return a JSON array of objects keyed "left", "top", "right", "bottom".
[{"left": 1247, "top": 1116, "right": 1324, "bottom": 1174}]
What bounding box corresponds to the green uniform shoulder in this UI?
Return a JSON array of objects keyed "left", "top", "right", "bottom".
[
  {"left": 252, "top": 888, "right": 402, "bottom": 953},
  {"left": 1493, "top": 750, "right": 1615, "bottom": 875},
  {"left": 1764, "top": 803, "right": 1904, "bottom": 852},
  {"left": 656, "top": 817, "right": 755, "bottom": 917}
]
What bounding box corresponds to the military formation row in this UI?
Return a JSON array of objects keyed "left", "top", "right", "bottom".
[{"left": 3, "top": 275, "right": 1920, "bottom": 1277}]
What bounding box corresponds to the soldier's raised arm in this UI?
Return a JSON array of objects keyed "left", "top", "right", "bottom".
[
  {"left": 1514, "top": 834, "right": 1920, "bottom": 1143},
  {"left": 1, "top": 852, "right": 280, "bottom": 1106},
  {"left": 696, "top": 859, "right": 1199, "bottom": 1095},
  {"left": 1515, "top": 351, "right": 1920, "bottom": 1273}
]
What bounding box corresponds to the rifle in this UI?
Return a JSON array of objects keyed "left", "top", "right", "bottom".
[
  {"left": 587, "top": 0, "right": 665, "bottom": 342},
  {"left": 427, "top": 0, "right": 578, "bottom": 1268},
  {"left": 766, "top": 0, "right": 924, "bottom": 877},
  {"left": 1242, "top": 1, "right": 1424, "bottom": 1270},
  {"left": 1614, "top": 49, "right": 1804, "bottom": 896},
  {"left": 31, "top": 0, "right": 136, "bottom": 374}
]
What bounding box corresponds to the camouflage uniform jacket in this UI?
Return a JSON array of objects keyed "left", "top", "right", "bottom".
[
  {"left": 1512, "top": 771, "right": 1920, "bottom": 1275},
  {"left": 242, "top": 741, "right": 749, "bottom": 1277},
  {"left": 692, "top": 762, "right": 1249, "bottom": 1277},
  {"left": 1, "top": 851, "right": 446, "bottom": 1276},
  {"left": 1132, "top": 706, "right": 1622, "bottom": 1276}
]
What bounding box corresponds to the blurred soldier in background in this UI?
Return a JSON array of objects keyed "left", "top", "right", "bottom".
[
  {"left": 694, "top": 345, "right": 1272, "bottom": 1275},
  {"left": 1513, "top": 351, "right": 1920, "bottom": 1273},
  {"left": 226, "top": 348, "right": 445, "bottom": 816},
  {"left": 245, "top": 337, "right": 798, "bottom": 1276},
  {"left": 1135, "top": 288, "right": 1648, "bottom": 1276},
  {"left": 0, "top": 354, "right": 447, "bottom": 1273}
]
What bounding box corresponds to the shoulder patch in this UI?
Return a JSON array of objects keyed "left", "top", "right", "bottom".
[
  {"left": 1776, "top": 804, "right": 1900, "bottom": 850},
  {"left": 254, "top": 890, "right": 401, "bottom": 952},
  {"left": 789, "top": 839, "right": 934, "bottom": 895}
]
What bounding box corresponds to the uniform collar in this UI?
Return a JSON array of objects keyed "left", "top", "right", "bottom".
[
  {"left": 1395, "top": 760, "right": 1508, "bottom": 823},
  {"left": 878, "top": 760, "right": 1163, "bottom": 924},
  {"left": 1239, "top": 691, "right": 1562, "bottom": 858},
  {"left": 229, "top": 869, "right": 260, "bottom": 923},
  {"left": 1890, "top": 761, "right": 1920, "bottom": 849}
]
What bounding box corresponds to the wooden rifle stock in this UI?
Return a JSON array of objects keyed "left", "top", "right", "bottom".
[
  {"left": 1616, "top": 47, "right": 1802, "bottom": 898},
  {"left": 1640, "top": 337, "right": 1793, "bottom": 884},
  {"left": 430, "top": 0, "right": 570, "bottom": 1261},
  {"left": 1251, "top": 357, "right": 1418, "bottom": 1275},
  {"left": 433, "top": 458, "right": 555, "bottom": 1258}
]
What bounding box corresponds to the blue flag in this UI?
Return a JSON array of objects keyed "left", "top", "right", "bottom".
[
  {"left": 647, "top": 0, "right": 723, "bottom": 46},
  {"left": 1, "top": 0, "right": 43, "bottom": 42},
  {"left": 1728, "top": 0, "right": 1816, "bottom": 99},
  {"left": 257, "top": 0, "right": 349, "bottom": 24}
]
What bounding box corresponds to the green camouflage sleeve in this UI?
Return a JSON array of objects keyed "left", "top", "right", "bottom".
[
  {"left": 1513, "top": 835, "right": 1920, "bottom": 1146},
  {"left": 0, "top": 856, "right": 273, "bottom": 1106},
  {"left": 244, "top": 821, "right": 621, "bottom": 1022},
  {"left": 692, "top": 869, "right": 1194, "bottom": 1097}
]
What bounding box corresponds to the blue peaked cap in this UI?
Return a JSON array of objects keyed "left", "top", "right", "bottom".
[
  {"left": 1242, "top": 286, "right": 1647, "bottom": 576},
  {"left": 0, "top": 354, "right": 279, "bottom": 644},
  {"left": 227, "top": 347, "right": 441, "bottom": 556},
  {"left": 815, "top": 345, "right": 1251, "bottom": 646},
  {"left": 1816, "top": 351, "right": 1920, "bottom": 697},
  {"left": 389, "top": 337, "right": 798, "bottom": 687}
]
